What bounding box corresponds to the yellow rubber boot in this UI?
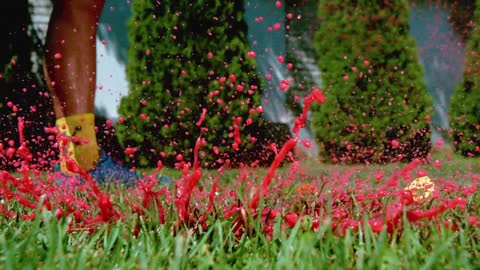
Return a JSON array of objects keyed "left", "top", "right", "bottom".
[{"left": 57, "top": 113, "right": 100, "bottom": 172}]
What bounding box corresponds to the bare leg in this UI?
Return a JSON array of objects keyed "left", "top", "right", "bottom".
[
  {"left": 44, "top": 0, "right": 105, "bottom": 117},
  {"left": 44, "top": 0, "right": 105, "bottom": 171}
]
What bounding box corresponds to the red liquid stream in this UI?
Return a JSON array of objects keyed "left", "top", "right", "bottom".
[{"left": 251, "top": 88, "right": 325, "bottom": 210}]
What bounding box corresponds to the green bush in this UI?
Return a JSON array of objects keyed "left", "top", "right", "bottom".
[
  {"left": 117, "top": 0, "right": 275, "bottom": 168},
  {"left": 312, "top": 0, "right": 433, "bottom": 163},
  {"left": 449, "top": 0, "right": 480, "bottom": 157}
]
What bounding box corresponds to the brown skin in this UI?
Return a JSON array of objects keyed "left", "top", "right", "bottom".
[{"left": 43, "top": 0, "right": 106, "bottom": 118}]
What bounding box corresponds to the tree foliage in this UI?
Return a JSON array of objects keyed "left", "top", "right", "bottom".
[
  {"left": 312, "top": 0, "right": 433, "bottom": 163},
  {"left": 449, "top": 0, "right": 480, "bottom": 157},
  {"left": 117, "top": 0, "right": 277, "bottom": 168}
]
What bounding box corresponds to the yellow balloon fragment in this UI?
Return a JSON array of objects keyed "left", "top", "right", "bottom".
[{"left": 405, "top": 176, "right": 435, "bottom": 202}]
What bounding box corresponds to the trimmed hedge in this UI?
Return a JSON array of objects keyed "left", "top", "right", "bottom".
[
  {"left": 449, "top": 0, "right": 480, "bottom": 157},
  {"left": 312, "top": 0, "right": 433, "bottom": 163},
  {"left": 116, "top": 0, "right": 276, "bottom": 168}
]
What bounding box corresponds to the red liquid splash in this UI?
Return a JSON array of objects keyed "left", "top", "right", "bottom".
[{"left": 0, "top": 88, "right": 478, "bottom": 238}]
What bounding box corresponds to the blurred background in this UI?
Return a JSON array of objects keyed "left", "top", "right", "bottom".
[{"left": 1, "top": 0, "right": 478, "bottom": 169}]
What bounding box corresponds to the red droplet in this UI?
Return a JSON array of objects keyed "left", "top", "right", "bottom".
[
  {"left": 196, "top": 108, "right": 208, "bottom": 126},
  {"left": 236, "top": 84, "right": 244, "bottom": 92},
  {"left": 275, "top": 1, "right": 282, "bottom": 8},
  {"left": 124, "top": 147, "right": 138, "bottom": 156},
  {"left": 301, "top": 140, "right": 311, "bottom": 148},
  {"left": 279, "top": 79, "right": 290, "bottom": 91},
  {"left": 269, "top": 143, "right": 278, "bottom": 153},
  {"left": 369, "top": 219, "right": 384, "bottom": 232},
  {"left": 416, "top": 170, "right": 427, "bottom": 177},
  {"left": 285, "top": 213, "right": 298, "bottom": 228},
  {"left": 232, "top": 142, "right": 239, "bottom": 151},
  {"left": 277, "top": 55, "right": 285, "bottom": 64},
  {"left": 391, "top": 139, "right": 400, "bottom": 149},
  {"left": 434, "top": 140, "right": 444, "bottom": 149}
]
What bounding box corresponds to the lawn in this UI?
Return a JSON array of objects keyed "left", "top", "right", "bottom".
[{"left": 0, "top": 146, "right": 479, "bottom": 269}]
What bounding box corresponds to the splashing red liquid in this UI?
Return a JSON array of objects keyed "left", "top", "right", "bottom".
[{"left": 0, "top": 87, "right": 478, "bottom": 238}]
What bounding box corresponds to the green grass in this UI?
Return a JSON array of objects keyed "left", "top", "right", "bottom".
[
  {"left": 1, "top": 209, "right": 479, "bottom": 269},
  {"left": 1, "top": 149, "right": 479, "bottom": 269}
]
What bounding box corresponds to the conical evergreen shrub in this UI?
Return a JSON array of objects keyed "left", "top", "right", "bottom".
[
  {"left": 116, "top": 1, "right": 274, "bottom": 167},
  {"left": 312, "top": 0, "right": 433, "bottom": 163},
  {"left": 449, "top": 0, "right": 480, "bottom": 157}
]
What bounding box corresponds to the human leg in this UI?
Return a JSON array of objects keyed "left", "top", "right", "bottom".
[
  {"left": 44, "top": 0, "right": 105, "bottom": 171},
  {"left": 43, "top": 0, "right": 171, "bottom": 186}
]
